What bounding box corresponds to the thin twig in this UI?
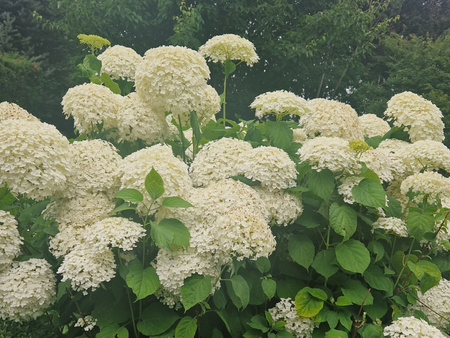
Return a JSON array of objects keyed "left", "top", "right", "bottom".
[
  {"left": 65, "top": 287, "right": 95, "bottom": 338},
  {"left": 351, "top": 287, "right": 371, "bottom": 338}
]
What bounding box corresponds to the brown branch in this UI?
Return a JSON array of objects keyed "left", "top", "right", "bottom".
[
  {"left": 66, "top": 287, "right": 95, "bottom": 338},
  {"left": 351, "top": 288, "right": 371, "bottom": 338}
]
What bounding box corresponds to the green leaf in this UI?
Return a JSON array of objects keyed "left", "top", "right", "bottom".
[
  {"left": 307, "top": 169, "right": 335, "bottom": 202},
  {"left": 115, "top": 327, "right": 129, "bottom": 338},
  {"left": 181, "top": 274, "right": 212, "bottom": 312},
  {"left": 101, "top": 72, "right": 121, "bottom": 94},
  {"left": 224, "top": 59, "right": 236, "bottom": 76},
  {"left": 329, "top": 202, "right": 357, "bottom": 240},
  {"left": 288, "top": 235, "right": 315, "bottom": 269},
  {"left": 335, "top": 296, "right": 352, "bottom": 306},
  {"left": 341, "top": 280, "right": 374, "bottom": 306},
  {"left": 295, "top": 287, "right": 327, "bottom": 317},
  {"left": 247, "top": 315, "right": 269, "bottom": 333},
  {"left": 364, "top": 265, "right": 394, "bottom": 294},
  {"left": 407, "top": 260, "right": 441, "bottom": 293},
  {"left": 406, "top": 209, "right": 435, "bottom": 240},
  {"left": 311, "top": 249, "right": 339, "bottom": 279},
  {"left": 96, "top": 323, "right": 121, "bottom": 338},
  {"left": 368, "top": 241, "right": 385, "bottom": 263},
  {"left": 150, "top": 219, "right": 190, "bottom": 250},
  {"left": 231, "top": 175, "right": 260, "bottom": 186},
  {"left": 137, "top": 302, "right": 180, "bottom": 336},
  {"left": 190, "top": 111, "right": 202, "bottom": 142},
  {"left": 145, "top": 168, "right": 165, "bottom": 200},
  {"left": 115, "top": 189, "right": 143, "bottom": 203},
  {"left": 265, "top": 121, "right": 293, "bottom": 150},
  {"left": 384, "top": 195, "right": 403, "bottom": 218},
  {"left": 111, "top": 202, "right": 137, "bottom": 214},
  {"left": 83, "top": 54, "right": 101, "bottom": 74},
  {"left": 335, "top": 240, "right": 370, "bottom": 274},
  {"left": 261, "top": 279, "right": 277, "bottom": 300},
  {"left": 228, "top": 275, "right": 250, "bottom": 310},
  {"left": 352, "top": 178, "right": 386, "bottom": 208},
  {"left": 162, "top": 197, "right": 193, "bottom": 208},
  {"left": 325, "top": 329, "right": 348, "bottom": 338},
  {"left": 175, "top": 316, "right": 197, "bottom": 338},
  {"left": 360, "top": 324, "right": 384, "bottom": 338},
  {"left": 125, "top": 260, "right": 160, "bottom": 301},
  {"left": 256, "top": 257, "right": 271, "bottom": 274}
]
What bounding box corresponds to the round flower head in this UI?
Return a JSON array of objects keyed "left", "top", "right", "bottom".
[
  {"left": 300, "top": 98, "right": 363, "bottom": 140},
  {"left": 0, "top": 101, "right": 38, "bottom": 121},
  {"left": 196, "top": 85, "right": 221, "bottom": 124},
  {"left": 61, "top": 83, "right": 123, "bottom": 135},
  {"left": 372, "top": 217, "right": 409, "bottom": 237},
  {"left": 119, "top": 144, "right": 192, "bottom": 215},
  {"left": 384, "top": 91, "right": 444, "bottom": 142},
  {"left": 57, "top": 244, "right": 116, "bottom": 293},
  {"left": 62, "top": 139, "right": 122, "bottom": 198},
  {"left": 49, "top": 226, "right": 89, "bottom": 258},
  {"left": 77, "top": 34, "right": 110, "bottom": 54},
  {"left": 199, "top": 34, "right": 259, "bottom": 66},
  {"left": 401, "top": 140, "right": 450, "bottom": 174},
  {"left": 292, "top": 128, "right": 308, "bottom": 143},
  {"left": 383, "top": 316, "right": 446, "bottom": 338},
  {"left": 359, "top": 114, "right": 391, "bottom": 138},
  {"left": 337, "top": 176, "right": 363, "bottom": 204},
  {"left": 268, "top": 298, "right": 315, "bottom": 338},
  {"left": 412, "top": 278, "right": 450, "bottom": 330},
  {"left": 0, "top": 210, "right": 23, "bottom": 271},
  {"left": 377, "top": 139, "right": 410, "bottom": 180},
  {"left": 250, "top": 90, "right": 312, "bottom": 120},
  {"left": 135, "top": 46, "right": 210, "bottom": 124},
  {"left": 360, "top": 148, "right": 395, "bottom": 182},
  {"left": 242, "top": 146, "right": 297, "bottom": 191},
  {"left": 0, "top": 258, "right": 56, "bottom": 322},
  {"left": 97, "top": 45, "right": 143, "bottom": 81},
  {"left": 117, "top": 93, "right": 171, "bottom": 144},
  {"left": 189, "top": 138, "right": 253, "bottom": 187},
  {"left": 0, "top": 119, "right": 72, "bottom": 200},
  {"left": 400, "top": 171, "right": 450, "bottom": 204},
  {"left": 298, "top": 137, "right": 361, "bottom": 174}
]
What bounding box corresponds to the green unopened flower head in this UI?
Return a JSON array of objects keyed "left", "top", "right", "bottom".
[
  {"left": 349, "top": 140, "right": 372, "bottom": 155},
  {"left": 77, "top": 34, "right": 111, "bottom": 54}
]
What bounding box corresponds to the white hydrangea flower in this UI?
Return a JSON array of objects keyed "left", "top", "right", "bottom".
[
  {"left": 117, "top": 93, "right": 171, "bottom": 144},
  {"left": 300, "top": 98, "right": 363, "bottom": 140},
  {"left": 189, "top": 138, "right": 253, "bottom": 187},
  {"left": 0, "top": 210, "right": 23, "bottom": 271},
  {"left": 135, "top": 46, "right": 210, "bottom": 124},
  {"left": 383, "top": 316, "right": 445, "bottom": 338},
  {"left": 292, "top": 128, "right": 308, "bottom": 143},
  {"left": 242, "top": 146, "right": 297, "bottom": 191},
  {"left": 0, "top": 119, "right": 72, "bottom": 200},
  {"left": 196, "top": 84, "right": 221, "bottom": 124},
  {"left": 49, "top": 226, "right": 88, "bottom": 258},
  {"left": 268, "top": 298, "right": 315, "bottom": 338},
  {"left": 401, "top": 140, "right": 450, "bottom": 175},
  {"left": 377, "top": 139, "right": 410, "bottom": 180},
  {"left": 199, "top": 34, "right": 259, "bottom": 66},
  {"left": 359, "top": 114, "right": 390, "bottom": 138},
  {"left": 360, "top": 148, "right": 395, "bottom": 182},
  {"left": 400, "top": 172, "right": 450, "bottom": 204},
  {"left": 118, "top": 144, "right": 192, "bottom": 215},
  {"left": 62, "top": 139, "right": 122, "bottom": 199},
  {"left": 74, "top": 315, "right": 97, "bottom": 332},
  {"left": 61, "top": 83, "right": 124, "bottom": 135},
  {"left": 252, "top": 187, "right": 303, "bottom": 226},
  {"left": 0, "top": 259, "right": 56, "bottom": 322},
  {"left": 372, "top": 217, "right": 409, "bottom": 237},
  {"left": 97, "top": 45, "right": 143, "bottom": 81},
  {"left": 250, "top": 90, "right": 312, "bottom": 120},
  {"left": 384, "top": 91, "right": 444, "bottom": 142},
  {"left": 84, "top": 217, "right": 146, "bottom": 251},
  {"left": 412, "top": 278, "right": 450, "bottom": 330},
  {"left": 58, "top": 244, "right": 116, "bottom": 293},
  {"left": 337, "top": 176, "right": 364, "bottom": 204},
  {"left": 0, "top": 101, "right": 38, "bottom": 121},
  {"left": 298, "top": 137, "right": 361, "bottom": 174}
]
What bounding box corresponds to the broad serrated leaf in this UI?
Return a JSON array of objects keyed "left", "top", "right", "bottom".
[
  {"left": 265, "top": 121, "right": 293, "bottom": 150},
  {"left": 125, "top": 261, "right": 160, "bottom": 301},
  {"left": 111, "top": 202, "right": 137, "bottom": 214},
  {"left": 336, "top": 239, "right": 370, "bottom": 274},
  {"left": 150, "top": 219, "right": 190, "bottom": 250},
  {"left": 224, "top": 59, "right": 236, "bottom": 75},
  {"left": 175, "top": 316, "right": 197, "bottom": 338},
  {"left": 368, "top": 241, "right": 385, "bottom": 263},
  {"left": 329, "top": 202, "right": 357, "bottom": 240},
  {"left": 295, "top": 287, "right": 327, "bottom": 317},
  {"left": 162, "top": 196, "right": 193, "bottom": 208},
  {"left": 341, "top": 280, "right": 373, "bottom": 306},
  {"left": 190, "top": 111, "right": 202, "bottom": 142},
  {"left": 384, "top": 195, "right": 402, "bottom": 218},
  {"left": 101, "top": 72, "right": 121, "bottom": 94},
  {"left": 262, "top": 279, "right": 277, "bottom": 300},
  {"left": 352, "top": 178, "right": 386, "bottom": 208},
  {"left": 115, "top": 189, "right": 143, "bottom": 203},
  {"left": 288, "top": 235, "right": 315, "bottom": 269},
  {"left": 364, "top": 265, "right": 394, "bottom": 294},
  {"left": 335, "top": 296, "right": 352, "bottom": 306},
  {"left": 325, "top": 329, "right": 348, "bottom": 338},
  {"left": 229, "top": 275, "right": 250, "bottom": 310},
  {"left": 247, "top": 315, "right": 269, "bottom": 333},
  {"left": 307, "top": 169, "right": 335, "bottom": 202},
  {"left": 137, "top": 302, "right": 180, "bottom": 336},
  {"left": 181, "top": 274, "right": 212, "bottom": 311},
  {"left": 407, "top": 260, "right": 441, "bottom": 293},
  {"left": 256, "top": 257, "right": 271, "bottom": 274},
  {"left": 145, "top": 168, "right": 165, "bottom": 200},
  {"left": 311, "top": 249, "right": 339, "bottom": 279},
  {"left": 406, "top": 209, "right": 435, "bottom": 240}
]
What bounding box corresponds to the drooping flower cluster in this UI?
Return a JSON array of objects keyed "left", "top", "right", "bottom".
[
  {"left": 383, "top": 316, "right": 446, "bottom": 338},
  {"left": 250, "top": 90, "right": 312, "bottom": 120},
  {"left": 0, "top": 210, "right": 22, "bottom": 271},
  {"left": 384, "top": 91, "right": 444, "bottom": 142},
  {"left": 301, "top": 98, "right": 363, "bottom": 140},
  {"left": 358, "top": 113, "right": 390, "bottom": 138},
  {"left": 0, "top": 119, "right": 72, "bottom": 200},
  {"left": 0, "top": 259, "right": 56, "bottom": 322},
  {"left": 268, "top": 298, "right": 315, "bottom": 338},
  {"left": 372, "top": 217, "right": 409, "bottom": 237},
  {"left": 97, "top": 45, "right": 143, "bottom": 81},
  {"left": 0, "top": 101, "right": 38, "bottom": 121},
  {"left": 199, "top": 34, "right": 259, "bottom": 66}
]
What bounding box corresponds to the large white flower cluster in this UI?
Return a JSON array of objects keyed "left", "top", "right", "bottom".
[
  {"left": 401, "top": 140, "right": 450, "bottom": 174},
  {"left": 384, "top": 91, "right": 444, "bottom": 142},
  {"left": 0, "top": 101, "right": 38, "bottom": 121},
  {"left": 372, "top": 217, "right": 409, "bottom": 237},
  {"left": 268, "top": 298, "right": 315, "bottom": 338},
  {"left": 337, "top": 176, "right": 363, "bottom": 204},
  {"left": 0, "top": 259, "right": 56, "bottom": 322},
  {"left": 61, "top": 83, "right": 124, "bottom": 135},
  {"left": 358, "top": 113, "right": 390, "bottom": 138},
  {"left": 412, "top": 278, "right": 450, "bottom": 330},
  {"left": 300, "top": 98, "right": 363, "bottom": 140},
  {"left": 0, "top": 210, "right": 22, "bottom": 271},
  {"left": 189, "top": 138, "right": 253, "bottom": 187},
  {"left": 199, "top": 34, "right": 259, "bottom": 66},
  {"left": 62, "top": 139, "right": 122, "bottom": 198},
  {"left": 250, "top": 90, "right": 312, "bottom": 120},
  {"left": 0, "top": 119, "right": 72, "bottom": 200},
  {"left": 97, "top": 45, "right": 143, "bottom": 81},
  {"left": 360, "top": 148, "right": 395, "bottom": 182},
  {"left": 298, "top": 137, "right": 360, "bottom": 174},
  {"left": 119, "top": 144, "right": 192, "bottom": 215},
  {"left": 400, "top": 171, "right": 450, "bottom": 204},
  {"left": 377, "top": 139, "right": 410, "bottom": 180},
  {"left": 383, "top": 316, "right": 445, "bottom": 338},
  {"left": 196, "top": 84, "right": 221, "bottom": 123}
]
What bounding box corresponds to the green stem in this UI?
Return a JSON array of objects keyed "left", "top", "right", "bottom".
[
  {"left": 125, "top": 285, "right": 139, "bottom": 338},
  {"left": 393, "top": 238, "right": 415, "bottom": 293},
  {"left": 222, "top": 74, "right": 228, "bottom": 126},
  {"left": 178, "top": 114, "right": 186, "bottom": 162}
]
